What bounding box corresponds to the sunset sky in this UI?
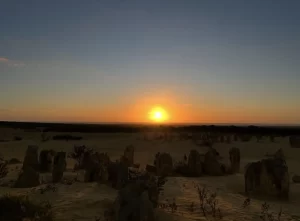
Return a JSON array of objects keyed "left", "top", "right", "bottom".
[{"left": 1, "top": 0, "right": 300, "bottom": 124}]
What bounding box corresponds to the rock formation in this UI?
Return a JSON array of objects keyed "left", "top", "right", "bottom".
[
  {"left": 39, "top": 150, "right": 53, "bottom": 172},
  {"left": 244, "top": 157, "right": 289, "bottom": 199},
  {"left": 203, "top": 149, "right": 223, "bottom": 176},
  {"left": 155, "top": 152, "right": 173, "bottom": 176},
  {"left": 292, "top": 175, "right": 300, "bottom": 183},
  {"left": 22, "top": 145, "right": 39, "bottom": 171},
  {"left": 14, "top": 167, "right": 40, "bottom": 188},
  {"left": 187, "top": 149, "right": 202, "bottom": 176},
  {"left": 289, "top": 136, "right": 300, "bottom": 148},
  {"left": 121, "top": 145, "right": 135, "bottom": 167},
  {"left": 52, "top": 152, "right": 67, "bottom": 183},
  {"left": 113, "top": 182, "right": 155, "bottom": 221},
  {"left": 229, "top": 147, "right": 240, "bottom": 173}
]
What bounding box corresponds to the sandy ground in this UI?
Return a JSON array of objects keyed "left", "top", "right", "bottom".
[{"left": 0, "top": 129, "right": 300, "bottom": 221}]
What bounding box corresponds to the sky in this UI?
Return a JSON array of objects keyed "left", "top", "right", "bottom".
[{"left": 1, "top": 0, "right": 300, "bottom": 125}]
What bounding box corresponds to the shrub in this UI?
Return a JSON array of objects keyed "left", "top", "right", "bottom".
[
  {"left": 68, "top": 145, "right": 94, "bottom": 166},
  {"left": 260, "top": 202, "right": 282, "bottom": 221},
  {"left": 0, "top": 194, "right": 53, "bottom": 221}
]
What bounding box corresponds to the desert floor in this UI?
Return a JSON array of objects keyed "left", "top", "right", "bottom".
[{"left": 0, "top": 129, "right": 300, "bottom": 221}]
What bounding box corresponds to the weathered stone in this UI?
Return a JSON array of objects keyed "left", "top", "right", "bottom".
[
  {"left": 114, "top": 183, "right": 155, "bottom": 221},
  {"left": 203, "top": 150, "right": 223, "bottom": 176},
  {"left": 245, "top": 158, "right": 289, "bottom": 199},
  {"left": 14, "top": 167, "right": 40, "bottom": 188},
  {"left": 274, "top": 148, "right": 285, "bottom": 160},
  {"left": 292, "top": 175, "right": 300, "bottom": 183},
  {"left": 187, "top": 149, "right": 202, "bottom": 176},
  {"left": 229, "top": 147, "right": 240, "bottom": 173},
  {"left": 108, "top": 162, "right": 129, "bottom": 189},
  {"left": 121, "top": 145, "right": 135, "bottom": 167},
  {"left": 39, "top": 150, "right": 53, "bottom": 172},
  {"left": 219, "top": 136, "right": 225, "bottom": 143},
  {"left": 233, "top": 134, "right": 238, "bottom": 142},
  {"left": 226, "top": 135, "right": 231, "bottom": 144},
  {"left": 23, "top": 145, "right": 39, "bottom": 170},
  {"left": 146, "top": 164, "right": 156, "bottom": 173},
  {"left": 155, "top": 153, "right": 173, "bottom": 176},
  {"left": 52, "top": 152, "right": 66, "bottom": 183},
  {"left": 289, "top": 136, "right": 300, "bottom": 148},
  {"left": 84, "top": 154, "right": 101, "bottom": 183}
]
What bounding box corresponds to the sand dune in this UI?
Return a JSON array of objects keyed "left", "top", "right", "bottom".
[{"left": 0, "top": 130, "right": 300, "bottom": 221}]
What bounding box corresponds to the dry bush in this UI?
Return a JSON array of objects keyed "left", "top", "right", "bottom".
[
  {"left": 158, "top": 198, "right": 178, "bottom": 213},
  {"left": 68, "top": 145, "right": 94, "bottom": 164},
  {"left": 39, "top": 185, "right": 57, "bottom": 194},
  {"left": 0, "top": 161, "right": 8, "bottom": 179},
  {"left": 260, "top": 202, "right": 282, "bottom": 221},
  {"left": 242, "top": 197, "right": 251, "bottom": 208},
  {"left": 0, "top": 194, "right": 53, "bottom": 221},
  {"left": 196, "top": 185, "right": 222, "bottom": 219},
  {"left": 197, "top": 185, "right": 208, "bottom": 216}
]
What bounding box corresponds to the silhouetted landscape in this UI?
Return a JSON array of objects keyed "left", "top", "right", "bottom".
[{"left": 1, "top": 0, "right": 300, "bottom": 220}]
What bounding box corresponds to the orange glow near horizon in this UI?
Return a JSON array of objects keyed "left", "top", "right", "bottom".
[{"left": 148, "top": 106, "right": 169, "bottom": 123}]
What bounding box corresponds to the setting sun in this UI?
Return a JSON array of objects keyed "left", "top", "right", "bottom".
[{"left": 148, "top": 106, "right": 169, "bottom": 123}]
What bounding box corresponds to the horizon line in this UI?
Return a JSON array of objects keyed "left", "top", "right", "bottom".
[{"left": 1, "top": 120, "right": 300, "bottom": 127}]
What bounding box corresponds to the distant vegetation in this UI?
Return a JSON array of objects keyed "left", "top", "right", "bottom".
[
  {"left": 1, "top": 121, "right": 300, "bottom": 136},
  {"left": 52, "top": 134, "right": 82, "bottom": 141}
]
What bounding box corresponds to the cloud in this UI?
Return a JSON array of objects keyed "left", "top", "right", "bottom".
[
  {"left": 0, "top": 57, "right": 25, "bottom": 67},
  {"left": 0, "top": 57, "right": 9, "bottom": 62}
]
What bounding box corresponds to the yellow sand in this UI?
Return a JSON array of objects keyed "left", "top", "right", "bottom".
[{"left": 0, "top": 129, "right": 300, "bottom": 221}]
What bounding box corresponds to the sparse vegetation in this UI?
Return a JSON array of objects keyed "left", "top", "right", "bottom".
[
  {"left": 39, "top": 184, "right": 57, "bottom": 194},
  {"left": 197, "top": 185, "right": 208, "bottom": 216},
  {"left": 196, "top": 185, "right": 222, "bottom": 219},
  {"left": 68, "top": 145, "right": 94, "bottom": 169},
  {"left": 52, "top": 134, "right": 82, "bottom": 141},
  {"left": 0, "top": 161, "right": 8, "bottom": 179},
  {"left": 260, "top": 202, "right": 282, "bottom": 221},
  {"left": 0, "top": 194, "right": 53, "bottom": 221}
]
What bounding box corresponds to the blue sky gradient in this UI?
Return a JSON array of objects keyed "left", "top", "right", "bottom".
[{"left": 1, "top": 0, "right": 300, "bottom": 124}]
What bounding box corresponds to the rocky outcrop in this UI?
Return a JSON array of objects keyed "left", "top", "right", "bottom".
[
  {"left": 155, "top": 153, "right": 173, "bottom": 176},
  {"left": 107, "top": 161, "right": 129, "bottom": 189},
  {"left": 113, "top": 182, "right": 156, "bottom": 221},
  {"left": 229, "top": 147, "right": 240, "bottom": 173},
  {"left": 245, "top": 157, "right": 289, "bottom": 199},
  {"left": 22, "top": 145, "right": 39, "bottom": 171},
  {"left": 203, "top": 150, "right": 223, "bottom": 176},
  {"left": 289, "top": 136, "right": 300, "bottom": 148},
  {"left": 292, "top": 175, "right": 300, "bottom": 183},
  {"left": 120, "top": 145, "right": 135, "bottom": 167},
  {"left": 52, "top": 152, "right": 67, "bottom": 183},
  {"left": 14, "top": 167, "right": 40, "bottom": 188},
  {"left": 39, "top": 150, "right": 53, "bottom": 172},
  {"left": 187, "top": 149, "right": 202, "bottom": 176}
]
